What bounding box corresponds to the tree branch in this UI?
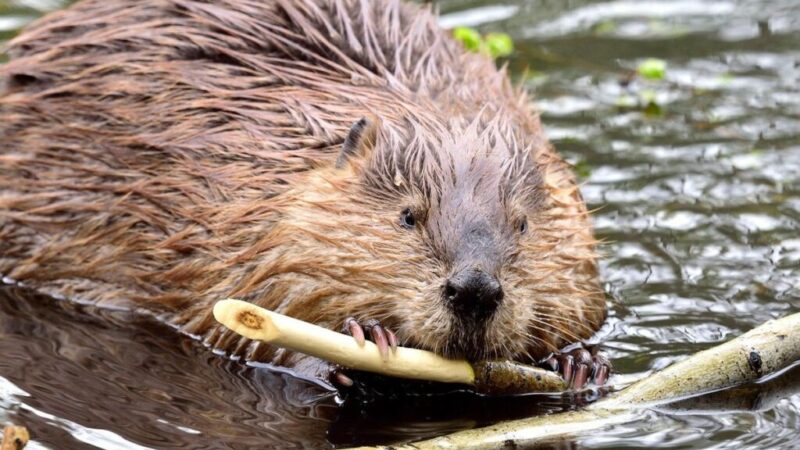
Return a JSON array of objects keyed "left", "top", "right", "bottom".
[{"left": 355, "top": 312, "right": 800, "bottom": 449}]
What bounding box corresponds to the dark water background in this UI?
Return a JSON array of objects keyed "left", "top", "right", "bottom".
[{"left": 1, "top": 0, "right": 799, "bottom": 448}]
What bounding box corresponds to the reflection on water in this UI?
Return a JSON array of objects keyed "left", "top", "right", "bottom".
[
  {"left": 1, "top": 0, "right": 799, "bottom": 448},
  {"left": 0, "top": 287, "right": 339, "bottom": 449}
]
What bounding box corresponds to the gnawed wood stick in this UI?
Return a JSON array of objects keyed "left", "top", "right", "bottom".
[
  {"left": 213, "top": 299, "right": 566, "bottom": 394},
  {"left": 356, "top": 312, "right": 800, "bottom": 449}
]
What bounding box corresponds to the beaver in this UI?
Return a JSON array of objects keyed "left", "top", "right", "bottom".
[{"left": 0, "top": 0, "right": 607, "bottom": 389}]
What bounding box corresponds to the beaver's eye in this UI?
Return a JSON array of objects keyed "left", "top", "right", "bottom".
[
  {"left": 400, "top": 208, "right": 416, "bottom": 229},
  {"left": 518, "top": 217, "right": 528, "bottom": 235}
]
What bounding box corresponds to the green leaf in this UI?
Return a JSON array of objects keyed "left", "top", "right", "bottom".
[
  {"left": 643, "top": 101, "right": 663, "bottom": 118},
  {"left": 715, "top": 73, "right": 734, "bottom": 84},
  {"left": 452, "top": 27, "right": 482, "bottom": 53},
  {"left": 485, "top": 33, "right": 514, "bottom": 58},
  {"left": 615, "top": 94, "right": 637, "bottom": 108},
  {"left": 592, "top": 20, "right": 617, "bottom": 35},
  {"left": 572, "top": 160, "right": 592, "bottom": 179},
  {"left": 637, "top": 58, "right": 667, "bottom": 80},
  {"left": 638, "top": 89, "right": 658, "bottom": 104}
]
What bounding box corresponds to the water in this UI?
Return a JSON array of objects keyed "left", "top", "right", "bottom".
[{"left": 1, "top": 0, "right": 799, "bottom": 448}]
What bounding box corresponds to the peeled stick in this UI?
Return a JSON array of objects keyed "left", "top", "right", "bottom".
[{"left": 213, "top": 299, "right": 566, "bottom": 395}]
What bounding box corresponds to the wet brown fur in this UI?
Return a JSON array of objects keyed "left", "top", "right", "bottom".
[{"left": 0, "top": 0, "right": 605, "bottom": 379}]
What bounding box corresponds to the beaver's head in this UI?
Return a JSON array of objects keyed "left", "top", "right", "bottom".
[{"left": 245, "top": 113, "right": 605, "bottom": 363}]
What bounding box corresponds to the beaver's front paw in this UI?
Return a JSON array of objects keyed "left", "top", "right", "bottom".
[
  {"left": 539, "top": 345, "right": 611, "bottom": 390},
  {"left": 329, "top": 318, "right": 400, "bottom": 388}
]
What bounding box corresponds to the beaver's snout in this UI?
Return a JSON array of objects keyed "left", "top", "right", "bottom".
[{"left": 443, "top": 268, "right": 504, "bottom": 322}]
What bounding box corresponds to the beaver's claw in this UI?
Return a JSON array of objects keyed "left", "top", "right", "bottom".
[
  {"left": 539, "top": 346, "right": 611, "bottom": 390},
  {"left": 329, "top": 364, "right": 355, "bottom": 388},
  {"left": 343, "top": 317, "right": 398, "bottom": 360},
  {"left": 330, "top": 318, "right": 400, "bottom": 389}
]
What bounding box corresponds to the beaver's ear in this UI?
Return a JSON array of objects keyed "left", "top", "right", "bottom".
[{"left": 335, "top": 116, "right": 380, "bottom": 169}]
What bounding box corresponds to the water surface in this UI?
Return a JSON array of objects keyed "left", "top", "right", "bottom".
[{"left": 1, "top": 0, "right": 799, "bottom": 448}]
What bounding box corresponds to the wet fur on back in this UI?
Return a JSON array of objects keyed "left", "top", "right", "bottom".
[{"left": 0, "top": 0, "right": 605, "bottom": 378}]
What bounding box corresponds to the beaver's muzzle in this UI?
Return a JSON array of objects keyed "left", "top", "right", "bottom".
[{"left": 443, "top": 267, "right": 504, "bottom": 323}]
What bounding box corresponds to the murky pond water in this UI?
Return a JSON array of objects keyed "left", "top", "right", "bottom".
[{"left": 1, "top": 0, "right": 799, "bottom": 448}]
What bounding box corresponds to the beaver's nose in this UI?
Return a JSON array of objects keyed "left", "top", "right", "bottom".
[{"left": 444, "top": 268, "right": 504, "bottom": 321}]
